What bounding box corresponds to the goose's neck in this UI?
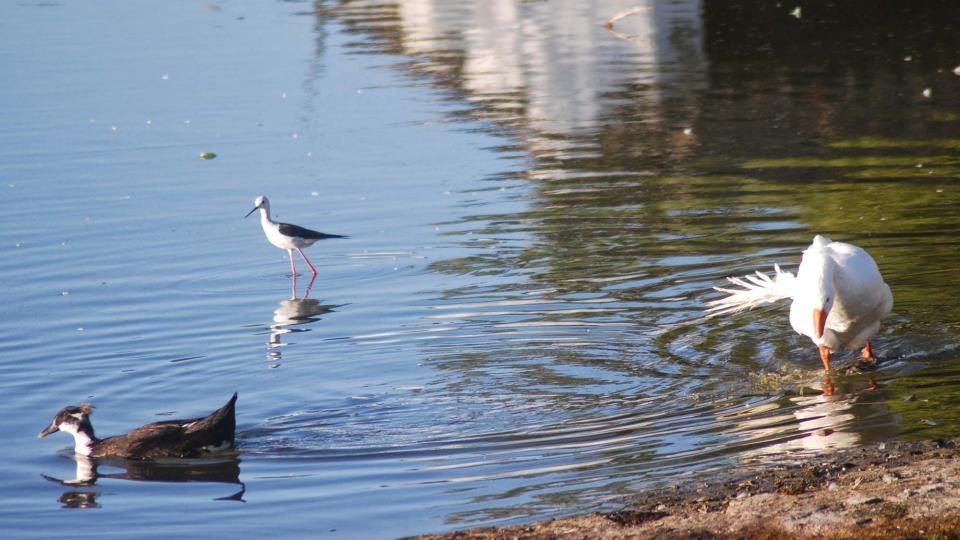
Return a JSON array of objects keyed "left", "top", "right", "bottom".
[
  {"left": 801, "top": 252, "right": 836, "bottom": 307},
  {"left": 816, "top": 255, "right": 836, "bottom": 287},
  {"left": 801, "top": 248, "right": 834, "bottom": 281}
]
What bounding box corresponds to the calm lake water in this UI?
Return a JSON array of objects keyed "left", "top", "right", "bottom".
[{"left": 4, "top": 1, "right": 960, "bottom": 538}]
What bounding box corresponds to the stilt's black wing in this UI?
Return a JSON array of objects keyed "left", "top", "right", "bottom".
[{"left": 278, "top": 223, "right": 347, "bottom": 240}]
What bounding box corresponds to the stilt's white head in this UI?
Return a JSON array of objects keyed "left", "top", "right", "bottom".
[{"left": 245, "top": 196, "right": 270, "bottom": 218}]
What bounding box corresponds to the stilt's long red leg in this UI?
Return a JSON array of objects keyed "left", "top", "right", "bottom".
[
  {"left": 297, "top": 248, "right": 318, "bottom": 276},
  {"left": 287, "top": 249, "right": 297, "bottom": 277},
  {"left": 861, "top": 341, "right": 874, "bottom": 361},
  {"left": 287, "top": 249, "right": 298, "bottom": 276},
  {"left": 818, "top": 345, "right": 832, "bottom": 371}
]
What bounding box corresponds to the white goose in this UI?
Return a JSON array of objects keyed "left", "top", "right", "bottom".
[{"left": 707, "top": 235, "right": 893, "bottom": 371}]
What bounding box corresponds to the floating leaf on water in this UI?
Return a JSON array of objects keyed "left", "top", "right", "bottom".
[{"left": 199, "top": 151, "right": 217, "bottom": 160}]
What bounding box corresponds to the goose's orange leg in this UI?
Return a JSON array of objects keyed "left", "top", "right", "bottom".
[
  {"left": 857, "top": 341, "right": 880, "bottom": 369},
  {"left": 818, "top": 345, "right": 832, "bottom": 371}
]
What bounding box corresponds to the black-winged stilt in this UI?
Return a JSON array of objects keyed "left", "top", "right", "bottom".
[{"left": 245, "top": 196, "right": 346, "bottom": 277}]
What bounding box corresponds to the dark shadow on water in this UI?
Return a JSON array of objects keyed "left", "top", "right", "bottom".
[{"left": 42, "top": 454, "right": 245, "bottom": 508}]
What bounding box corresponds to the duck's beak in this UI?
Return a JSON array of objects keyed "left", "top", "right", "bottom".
[
  {"left": 244, "top": 206, "right": 258, "bottom": 218},
  {"left": 812, "top": 308, "right": 828, "bottom": 339},
  {"left": 38, "top": 422, "right": 59, "bottom": 439}
]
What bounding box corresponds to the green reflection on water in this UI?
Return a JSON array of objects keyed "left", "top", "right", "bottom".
[
  {"left": 742, "top": 156, "right": 959, "bottom": 168},
  {"left": 885, "top": 360, "right": 960, "bottom": 440},
  {"left": 830, "top": 138, "right": 960, "bottom": 149},
  {"left": 929, "top": 112, "right": 960, "bottom": 122},
  {"left": 845, "top": 167, "right": 960, "bottom": 179}
]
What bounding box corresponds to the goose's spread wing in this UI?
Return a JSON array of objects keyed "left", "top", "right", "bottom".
[{"left": 706, "top": 264, "right": 798, "bottom": 317}]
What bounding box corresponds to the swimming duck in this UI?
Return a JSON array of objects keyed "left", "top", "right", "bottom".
[
  {"left": 38, "top": 393, "right": 237, "bottom": 459},
  {"left": 707, "top": 235, "right": 893, "bottom": 371}
]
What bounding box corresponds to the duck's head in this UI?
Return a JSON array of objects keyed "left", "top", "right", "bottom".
[
  {"left": 244, "top": 195, "right": 270, "bottom": 218},
  {"left": 39, "top": 404, "right": 95, "bottom": 441}
]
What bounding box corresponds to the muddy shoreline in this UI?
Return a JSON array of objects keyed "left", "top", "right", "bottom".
[{"left": 420, "top": 438, "right": 960, "bottom": 539}]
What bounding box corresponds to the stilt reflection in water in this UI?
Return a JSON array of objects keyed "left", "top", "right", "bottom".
[{"left": 266, "top": 279, "right": 339, "bottom": 364}]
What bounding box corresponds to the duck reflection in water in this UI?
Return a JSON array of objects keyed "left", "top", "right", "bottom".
[
  {"left": 266, "top": 277, "right": 338, "bottom": 363},
  {"left": 43, "top": 454, "right": 245, "bottom": 508}
]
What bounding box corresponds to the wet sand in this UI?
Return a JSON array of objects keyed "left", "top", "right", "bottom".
[{"left": 421, "top": 438, "right": 960, "bottom": 539}]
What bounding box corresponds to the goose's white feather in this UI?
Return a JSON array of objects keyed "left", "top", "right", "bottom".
[{"left": 706, "top": 264, "right": 797, "bottom": 316}]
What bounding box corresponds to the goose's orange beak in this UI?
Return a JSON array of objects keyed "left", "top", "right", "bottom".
[{"left": 812, "top": 308, "right": 827, "bottom": 339}]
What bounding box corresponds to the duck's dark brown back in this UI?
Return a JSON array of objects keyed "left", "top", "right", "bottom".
[{"left": 92, "top": 393, "right": 237, "bottom": 459}]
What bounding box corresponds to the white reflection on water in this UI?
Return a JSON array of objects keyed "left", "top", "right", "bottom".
[
  {"left": 395, "top": 0, "right": 704, "bottom": 137},
  {"left": 264, "top": 275, "right": 338, "bottom": 364}
]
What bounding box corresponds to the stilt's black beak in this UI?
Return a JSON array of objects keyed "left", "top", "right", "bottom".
[
  {"left": 244, "top": 206, "right": 258, "bottom": 219},
  {"left": 38, "top": 422, "right": 59, "bottom": 439}
]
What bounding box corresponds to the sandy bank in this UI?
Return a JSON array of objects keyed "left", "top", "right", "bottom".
[{"left": 419, "top": 439, "right": 960, "bottom": 539}]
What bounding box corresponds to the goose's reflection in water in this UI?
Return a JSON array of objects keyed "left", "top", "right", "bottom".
[
  {"left": 42, "top": 454, "right": 245, "bottom": 508},
  {"left": 739, "top": 374, "right": 892, "bottom": 459},
  {"left": 266, "top": 275, "right": 338, "bottom": 364}
]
